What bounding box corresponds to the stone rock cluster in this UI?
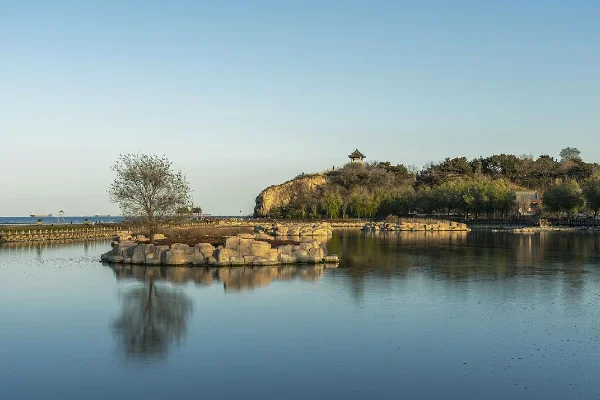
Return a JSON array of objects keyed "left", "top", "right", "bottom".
[
  {"left": 100, "top": 233, "right": 339, "bottom": 266},
  {"left": 113, "top": 231, "right": 166, "bottom": 244},
  {"left": 361, "top": 221, "right": 470, "bottom": 232},
  {"left": 254, "top": 222, "right": 333, "bottom": 237}
]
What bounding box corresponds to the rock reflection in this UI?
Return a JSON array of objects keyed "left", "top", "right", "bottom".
[
  {"left": 112, "top": 277, "right": 192, "bottom": 362},
  {"left": 108, "top": 264, "right": 328, "bottom": 292}
]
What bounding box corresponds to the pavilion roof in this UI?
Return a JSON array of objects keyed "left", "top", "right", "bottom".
[{"left": 348, "top": 149, "right": 365, "bottom": 159}]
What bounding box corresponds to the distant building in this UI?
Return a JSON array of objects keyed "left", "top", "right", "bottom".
[
  {"left": 348, "top": 149, "right": 366, "bottom": 163},
  {"left": 516, "top": 191, "right": 542, "bottom": 215}
]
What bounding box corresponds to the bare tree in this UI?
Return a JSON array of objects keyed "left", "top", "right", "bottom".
[{"left": 109, "top": 154, "right": 191, "bottom": 242}]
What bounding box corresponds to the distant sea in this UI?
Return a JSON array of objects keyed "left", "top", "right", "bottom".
[{"left": 0, "top": 216, "right": 125, "bottom": 225}]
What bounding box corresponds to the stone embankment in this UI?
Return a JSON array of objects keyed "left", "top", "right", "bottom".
[
  {"left": 0, "top": 226, "right": 123, "bottom": 243},
  {"left": 361, "top": 221, "right": 470, "bottom": 232},
  {"left": 329, "top": 221, "right": 365, "bottom": 228},
  {"left": 101, "top": 233, "right": 339, "bottom": 266},
  {"left": 254, "top": 222, "right": 333, "bottom": 237},
  {"left": 511, "top": 227, "right": 582, "bottom": 233}
]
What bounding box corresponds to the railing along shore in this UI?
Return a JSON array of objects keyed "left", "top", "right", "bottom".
[{"left": 0, "top": 226, "right": 125, "bottom": 243}]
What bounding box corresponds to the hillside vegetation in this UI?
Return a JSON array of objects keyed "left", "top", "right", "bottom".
[{"left": 254, "top": 149, "right": 600, "bottom": 219}]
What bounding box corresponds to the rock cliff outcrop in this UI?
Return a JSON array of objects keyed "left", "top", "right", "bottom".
[{"left": 254, "top": 174, "right": 328, "bottom": 217}]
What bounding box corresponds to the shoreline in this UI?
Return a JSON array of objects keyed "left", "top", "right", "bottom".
[{"left": 4, "top": 219, "right": 600, "bottom": 245}]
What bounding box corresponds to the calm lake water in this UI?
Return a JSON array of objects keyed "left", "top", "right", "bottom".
[{"left": 1, "top": 231, "right": 600, "bottom": 399}]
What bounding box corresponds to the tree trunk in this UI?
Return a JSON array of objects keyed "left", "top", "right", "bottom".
[
  {"left": 146, "top": 280, "right": 154, "bottom": 313},
  {"left": 149, "top": 226, "right": 156, "bottom": 244}
]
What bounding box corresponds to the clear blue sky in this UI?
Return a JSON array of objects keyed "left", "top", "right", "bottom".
[{"left": 1, "top": 0, "right": 598, "bottom": 216}]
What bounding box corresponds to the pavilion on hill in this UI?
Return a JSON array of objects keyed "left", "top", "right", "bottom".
[{"left": 348, "top": 149, "right": 365, "bottom": 163}]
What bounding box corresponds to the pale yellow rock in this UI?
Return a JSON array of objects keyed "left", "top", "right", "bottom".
[{"left": 162, "top": 249, "right": 186, "bottom": 265}]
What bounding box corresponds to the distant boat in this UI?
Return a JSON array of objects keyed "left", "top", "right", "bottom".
[
  {"left": 94, "top": 214, "right": 110, "bottom": 217},
  {"left": 30, "top": 213, "right": 52, "bottom": 217}
]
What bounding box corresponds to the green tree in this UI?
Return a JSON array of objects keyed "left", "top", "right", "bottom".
[
  {"left": 582, "top": 176, "right": 600, "bottom": 218},
  {"left": 491, "top": 180, "right": 517, "bottom": 218},
  {"left": 456, "top": 180, "right": 476, "bottom": 219},
  {"left": 434, "top": 181, "right": 461, "bottom": 217},
  {"left": 543, "top": 180, "right": 584, "bottom": 217},
  {"left": 321, "top": 190, "right": 343, "bottom": 219},
  {"left": 562, "top": 159, "right": 593, "bottom": 182},
  {"left": 416, "top": 187, "right": 437, "bottom": 215},
  {"left": 531, "top": 155, "right": 560, "bottom": 191},
  {"left": 388, "top": 188, "right": 416, "bottom": 216},
  {"left": 481, "top": 154, "right": 521, "bottom": 181},
  {"left": 349, "top": 187, "right": 371, "bottom": 218},
  {"left": 560, "top": 147, "right": 582, "bottom": 162}
]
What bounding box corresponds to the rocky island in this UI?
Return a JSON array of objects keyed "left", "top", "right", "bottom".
[{"left": 101, "top": 233, "right": 339, "bottom": 267}]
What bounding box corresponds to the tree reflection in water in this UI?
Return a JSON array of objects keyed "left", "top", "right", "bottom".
[
  {"left": 108, "top": 264, "right": 326, "bottom": 360},
  {"left": 112, "top": 276, "right": 192, "bottom": 362}
]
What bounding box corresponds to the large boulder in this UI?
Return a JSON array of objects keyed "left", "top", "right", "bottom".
[
  {"left": 277, "top": 254, "right": 296, "bottom": 264},
  {"left": 195, "top": 243, "right": 215, "bottom": 257},
  {"left": 100, "top": 253, "right": 123, "bottom": 263},
  {"left": 308, "top": 247, "right": 325, "bottom": 260},
  {"left": 132, "top": 234, "right": 150, "bottom": 243},
  {"left": 324, "top": 255, "right": 340, "bottom": 263},
  {"left": 116, "top": 242, "right": 136, "bottom": 259},
  {"left": 250, "top": 241, "right": 274, "bottom": 258},
  {"left": 253, "top": 258, "right": 280, "bottom": 266},
  {"left": 192, "top": 243, "right": 214, "bottom": 265},
  {"left": 131, "top": 244, "right": 152, "bottom": 264},
  {"left": 215, "top": 248, "right": 238, "bottom": 264},
  {"left": 276, "top": 245, "right": 294, "bottom": 256},
  {"left": 162, "top": 249, "right": 187, "bottom": 265},
  {"left": 224, "top": 236, "right": 241, "bottom": 248}
]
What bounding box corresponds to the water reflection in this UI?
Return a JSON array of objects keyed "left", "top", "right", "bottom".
[
  {"left": 108, "top": 264, "right": 330, "bottom": 292},
  {"left": 329, "top": 230, "right": 600, "bottom": 276},
  {"left": 5, "top": 233, "right": 600, "bottom": 398},
  {"left": 107, "top": 263, "right": 329, "bottom": 361},
  {"left": 112, "top": 278, "right": 193, "bottom": 362},
  {"left": 327, "top": 230, "right": 600, "bottom": 303},
  {"left": 0, "top": 240, "right": 107, "bottom": 259}
]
